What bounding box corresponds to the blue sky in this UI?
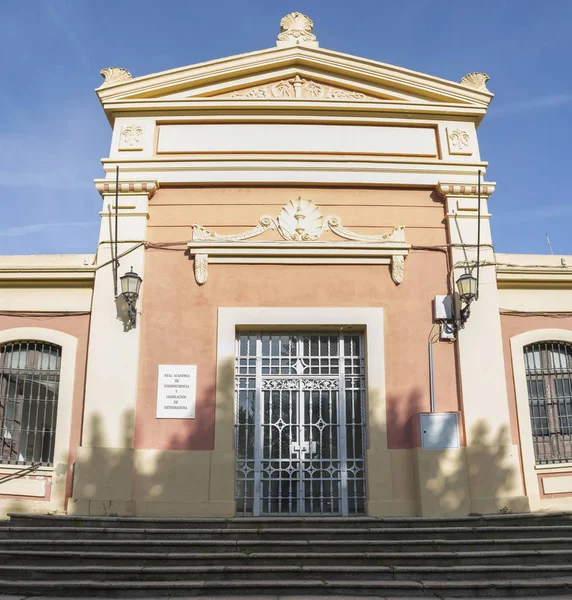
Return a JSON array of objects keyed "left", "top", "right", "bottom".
[{"left": 0, "top": 0, "right": 570, "bottom": 255}]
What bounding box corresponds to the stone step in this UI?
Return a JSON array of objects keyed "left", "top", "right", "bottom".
[
  {"left": 0, "top": 536, "right": 570, "bottom": 553},
  {"left": 0, "top": 577, "right": 571, "bottom": 597},
  {"left": 9, "top": 512, "right": 572, "bottom": 529},
  {"left": 1, "top": 563, "right": 572, "bottom": 582},
  {"left": 4, "top": 524, "right": 572, "bottom": 540},
  {"left": 1, "top": 549, "right": 571, "bottom": 567}
]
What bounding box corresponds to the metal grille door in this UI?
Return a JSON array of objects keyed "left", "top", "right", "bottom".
[{"left": 236, "top": 332, "right": 366, "bottom": 516}]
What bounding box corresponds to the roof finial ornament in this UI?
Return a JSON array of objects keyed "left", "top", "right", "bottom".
[
  {"left": 460, "top": 72, "right": 490, "bottom": 92},
  {"left": 99, "top": 67, "right": 133, "bottom": 88},
  {"left": 276, "top": 12, "right": 319, "bottom": 48}
]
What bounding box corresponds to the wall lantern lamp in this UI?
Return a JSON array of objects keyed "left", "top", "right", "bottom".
[
  {"left": 454, "top": 271, "right": 478, "bottom": 329},
  {"left": 119, "top": 267, "right": 142, "bottom": 328}
]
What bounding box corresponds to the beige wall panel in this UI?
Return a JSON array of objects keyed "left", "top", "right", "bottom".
[
  {"left": 209, "top": 450, "right": 235, "bottom": 503},
  {"left": 132, "top": 449, "right": 211, "bottom": 503},
  {"left": 71, "top": 447, "right": 135, "bottom": 503},
  {"left": 0, "top": 286, "right": 92, "bottom": 312},
  {"left": 465, "top": 443, "right": 525, "bottom": 505},
  {"left": 542, "top": 476, "right": 572, "bottom": 495},
  {"left": 0, "top": 478, "right": 46, "bottom": 497},
  {"left": 415, "top": 448, "right": 471, "bottom": 517},
  {"left": 498, "top": 289, "right": 572, "bottom": 313},
  {"left": 157, "top": 124, "right": 438, "bottom": 156},
  {"left": 390, "top": 450, "right": 418, "bottom": 503}
]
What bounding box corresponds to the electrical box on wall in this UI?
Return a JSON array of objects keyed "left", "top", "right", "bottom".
[
  {"left": 420, "top": 413, "right": 460, "bottom": 450},
  {"left": 433, "top": 295, "right": 453, "bottom": 321}
]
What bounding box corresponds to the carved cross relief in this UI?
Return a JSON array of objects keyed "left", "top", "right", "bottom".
[
  {"left": 189, "top": 198, "right": 409, "bottom": 286},
  {"left": 215, "top": 76, "right": 379, "bottom": 101}
]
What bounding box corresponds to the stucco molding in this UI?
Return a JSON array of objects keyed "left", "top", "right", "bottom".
[
  {"left": 190, "top": 198, "right": 408, "bottom": 286},
  {"left": 447, "top": 128, "right": 472, "bottom": 155},
  {"left": 510, "top": 329, "right": 572, "bottom": 510},
  {"left": 0, "top": 327, "right": 78, "bottom": 513},
  {"left": 276, "top": 12, "right": 318, "bottom": 48},
  {"left": 99, "top": 67, "right": 132, "bottom": 88},
  {"left": 436, "top": 182, "right": 496, "bottom": 199},
  {"left": 96, "top": 46, "right": 493, "bottom": 112},
  {"left": 460, "top": 72, "right": 490, "bottom": 93},
  {"left": 217, "top": 76, "right": 378, "bottom": 101},
  {"left": 94, "top": 180, "right": 159, "bottom": 199},
  {"left": 192, "top": 197, "right": 405, "bottom": 244},
  {"left": 119, "top": 124, "right": 145, "bottom": 151},
  {"left": 497, "top": 266, "right": 572, "bottom": 287}
]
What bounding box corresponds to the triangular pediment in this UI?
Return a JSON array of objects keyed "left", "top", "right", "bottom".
[{"left": 97, "top": 45, "right": 492, "bottom": 115}]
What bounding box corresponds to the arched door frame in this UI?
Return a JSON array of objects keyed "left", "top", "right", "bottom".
[
  {"left": 0, "top": 327, "right": 78, "bottom": 514},
  {"left": 511, "top": 328, "right": 572, "bottom": 509}
]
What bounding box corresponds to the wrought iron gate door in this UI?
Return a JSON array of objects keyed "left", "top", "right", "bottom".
[{"left": 236, "top": 332, "right": 366, "bottom": 516}]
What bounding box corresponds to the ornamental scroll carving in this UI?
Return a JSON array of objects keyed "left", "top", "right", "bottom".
[
  {"left": 219, "top": 76, "right": 376, "bottom": 101},
  {"left": 190, "top": 198, "right": 408, "bottom": 286}
]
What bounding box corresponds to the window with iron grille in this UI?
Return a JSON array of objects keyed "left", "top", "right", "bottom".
[
  {"left": 524, "top": 341, "right": 572, "bottom": 464},
  {"left": 0, "top": 341, "right": 61, "bottom": 465}
]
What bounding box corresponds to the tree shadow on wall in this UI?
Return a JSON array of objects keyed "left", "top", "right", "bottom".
[{"left": 385, "top": 390, "right": 524, "bottom": 517}]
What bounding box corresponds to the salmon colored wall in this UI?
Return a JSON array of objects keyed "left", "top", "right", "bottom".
[
  {"left": 0, "top": 314, "right": 90, "bottom": 502},
  {"left": 136, "top": 186, "right": 460, "bottom": 451},
  {"left": 500, "top": 314, "right": 572, "bottom": 447}
]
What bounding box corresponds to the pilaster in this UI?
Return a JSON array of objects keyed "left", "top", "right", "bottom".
[
  {"left": 437, "top": 182, "right": 529, "bottom": 514},
  {"left": 70, "top": 179, "right": 157, "bottom": 516}
]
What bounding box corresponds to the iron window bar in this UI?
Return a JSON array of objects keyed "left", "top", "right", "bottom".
[
  {"left": 0, "top": 341, "right": 62, "bottom": 466},
  {"left": 524, "top": 341, "right": 572, "bottom": 464}
]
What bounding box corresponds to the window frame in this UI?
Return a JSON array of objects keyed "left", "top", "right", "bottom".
[
  {"left": 0, "top": 340, "right": 63, "bottom": 466},
  {"left": 0, "top": 328, "right": 78, "bottom": 513},
  {"left": 510, "top": 329, "right": 572, "bottom": 508}
]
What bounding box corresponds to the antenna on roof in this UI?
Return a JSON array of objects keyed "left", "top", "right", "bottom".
[{"left": 545, "top": 232, "right": 554, "bottom": 255}]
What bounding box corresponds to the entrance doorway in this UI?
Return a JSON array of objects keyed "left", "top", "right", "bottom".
[{"left": 235, "top": 331, "right": 366, "bottom": 516}]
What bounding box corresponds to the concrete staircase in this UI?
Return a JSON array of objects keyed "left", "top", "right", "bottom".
[{"left": 1, "top": 512, "right": 572, "bottom": 597}]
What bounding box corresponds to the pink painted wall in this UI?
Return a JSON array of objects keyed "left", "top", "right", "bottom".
[{"left": 136, "top": 186, "right": 460, "bottom": 451}]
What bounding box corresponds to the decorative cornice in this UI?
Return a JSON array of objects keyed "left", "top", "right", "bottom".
[
  {"left": 190, "top": 197, "right": 408, "bottom": 286},
  {"left": 217, "top": 76, "right": 377, "bottom": 101},
  {"left": 192, "top": 197, "right": 405, "bottom": 244},
  {"left": 99, "top": 67, "right": 132, "bottom": 88},
  {"left": 460, "top": 72, "right": 490, "bottom": 92},
  {"left": 94, "top": 180, "right": 159, "bottom": 199},
  {"left": 436, "top": 182, "right": 496, "bottom": 198},
  {"left": 276, "top": 12, "right": 318, "bottom": 48},
  {"left": 497, "top": 264, "right": 572, "bottom": 288}
]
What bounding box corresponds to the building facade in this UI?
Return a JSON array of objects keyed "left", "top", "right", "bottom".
[{"left": 1, "top": 14, "right": 572, "bottom": 519}]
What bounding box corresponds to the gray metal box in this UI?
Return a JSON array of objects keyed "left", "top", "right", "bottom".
[{"left": 420, "top": 413, "right": 460, "bottom": 450}]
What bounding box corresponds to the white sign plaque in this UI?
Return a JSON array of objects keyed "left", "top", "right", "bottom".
[{"left": 156, "top": 365, "right": 197, "bottom": 419}]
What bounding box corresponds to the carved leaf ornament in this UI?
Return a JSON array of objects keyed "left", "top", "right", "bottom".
[{"left": 191, "top": 198, "right": 408, "bottom": 287}]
